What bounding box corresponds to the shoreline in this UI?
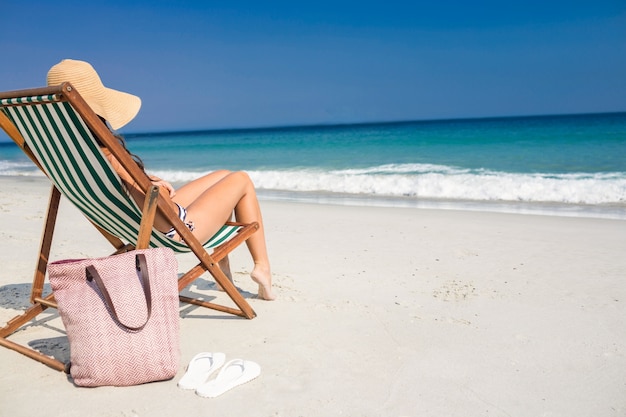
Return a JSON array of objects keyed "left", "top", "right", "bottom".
[
  {"left": 257, "top": 189, "right": 626, "bottom": 220},
  {"left": 1, "top": 175, "right": 625, "bottom": 416}
]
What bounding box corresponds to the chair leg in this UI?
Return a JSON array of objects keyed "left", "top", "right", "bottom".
[
  {"left": 0, "top": 186, "right": 66, "bottom": 371},
  {"left": 178, "top": 263, "right": 255, "bottom": 318},
  {"left": 0, "top": 294, "right": 65, "bottom": 371},
  {"left": 177, "top": 222, "right": 260, "bottom": 319},
  {"left": 31, "top": 186, "right": 60, "bottom": 303}
]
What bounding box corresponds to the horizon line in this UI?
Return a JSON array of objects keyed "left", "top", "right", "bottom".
[
  {"left": 123, "top": 110, "right": 626, "bottom": 138},
  {"left": 1, "top": 110, "right": 625, "bottom": 144}
]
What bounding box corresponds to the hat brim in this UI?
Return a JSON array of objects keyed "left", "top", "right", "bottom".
[{"left": 99, "top": 87, "right": 141, "bottom": 131}]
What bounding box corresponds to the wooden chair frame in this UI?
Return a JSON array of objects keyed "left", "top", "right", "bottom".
[{"left": 0, "top": 84, "right": 258, "bottom": 371}]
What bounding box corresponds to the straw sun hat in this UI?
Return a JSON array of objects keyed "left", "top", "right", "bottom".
[{"left": 47, "top": 59, "right": 141, "bottom": 130}]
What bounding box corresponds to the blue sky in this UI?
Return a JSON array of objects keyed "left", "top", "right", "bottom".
[{"left": 2, "top": 1, "right": 625, "bottom": 134}]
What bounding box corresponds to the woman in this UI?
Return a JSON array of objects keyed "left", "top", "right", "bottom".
[{"left": 47, "top": 59, "right": 275, "bottom": 300}]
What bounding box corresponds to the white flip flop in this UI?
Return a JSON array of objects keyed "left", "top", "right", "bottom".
[
  {"left": 195, "top": 359, "right": 261, "bottom": 398},
  {"left": 177, "top": 352, "right": 226, "bottom": 390}
]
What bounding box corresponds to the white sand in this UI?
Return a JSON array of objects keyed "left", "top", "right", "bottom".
[{"left": 0, "top": 176, "right": 625, "bottom": 417}]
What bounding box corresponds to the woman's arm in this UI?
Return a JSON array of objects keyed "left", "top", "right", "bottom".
[
  {"left": 101, "top": 148, "right": 175, "bottom": 196},
  {"left": 147, "top": 175, "right": 176, "bottom": 197},
  {"left": 101, "top": 148, "right": 176, "bottom": 232}
]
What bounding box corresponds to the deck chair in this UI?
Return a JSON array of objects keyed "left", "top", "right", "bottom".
[{"left": 0, "top": 83, "right": 258, "bottom": 371}]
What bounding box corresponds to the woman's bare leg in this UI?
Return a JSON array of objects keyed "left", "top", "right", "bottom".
[
  {"left": 175, "top": 171, "right": 275, "bottom": 300},
  {"left": 173, "top": 170, "right": 234, "bottom": 281},
  {"left": 172, "top": 170, "right": 232, "bottom": 206}
]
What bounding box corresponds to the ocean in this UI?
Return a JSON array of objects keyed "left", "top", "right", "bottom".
[{"left": 1, "top": 112, "right": 625, "bottom": 219}]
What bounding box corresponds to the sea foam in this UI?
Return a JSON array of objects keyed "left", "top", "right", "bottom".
[
  {"left": 151, "top": 163, "right": 626, "bottom": 205},
  {"left": 0, "top": 160, "right": 44, "bottom": 176}
]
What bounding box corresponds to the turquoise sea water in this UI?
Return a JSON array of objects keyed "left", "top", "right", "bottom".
[{"left": 1, "top": 112, "right": 625, "bottom": 218}]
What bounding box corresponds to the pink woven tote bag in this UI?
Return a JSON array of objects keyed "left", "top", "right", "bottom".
[{"left": 49, "top": 248, "right": 180, "bottom": 387}]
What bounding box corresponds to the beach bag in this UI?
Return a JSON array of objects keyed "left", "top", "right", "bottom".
[{"left": 48, "top": 248, "right": 180, "bottom": 387}]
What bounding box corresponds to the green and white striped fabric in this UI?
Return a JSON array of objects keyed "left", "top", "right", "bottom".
[{"left": 0, "top": 95, "right": 240, "bottom": 253}]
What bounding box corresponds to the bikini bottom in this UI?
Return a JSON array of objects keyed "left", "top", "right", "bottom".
[{"left": 165, "top": 203, "right": 195, "bottom": 239}]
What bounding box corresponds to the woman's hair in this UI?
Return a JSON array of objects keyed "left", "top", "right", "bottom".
[
  {"left": 112, "top": 132, "right": 146, "bottom": 172},
  {"left": 95, "top": 116, "right": 146, "bottom": 172}
]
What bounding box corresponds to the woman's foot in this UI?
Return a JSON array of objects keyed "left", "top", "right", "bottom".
[
  {"left": 215, "top": 256, "right": 233, "bottom": 291},
  {"left": 250, "top": 264, "right": 276, "bottom": 301}
]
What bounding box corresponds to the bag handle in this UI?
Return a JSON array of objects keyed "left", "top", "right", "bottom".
[{"left": 85, "top": 254, "right": 152, "bottom": 331}]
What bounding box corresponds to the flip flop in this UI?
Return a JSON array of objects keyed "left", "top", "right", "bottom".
[
  {"left": 177, "top": 352, "right": 226, "bottom": 390},
  {"left": 195, "top": 359, "right": 261, "bottom": 398}
]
